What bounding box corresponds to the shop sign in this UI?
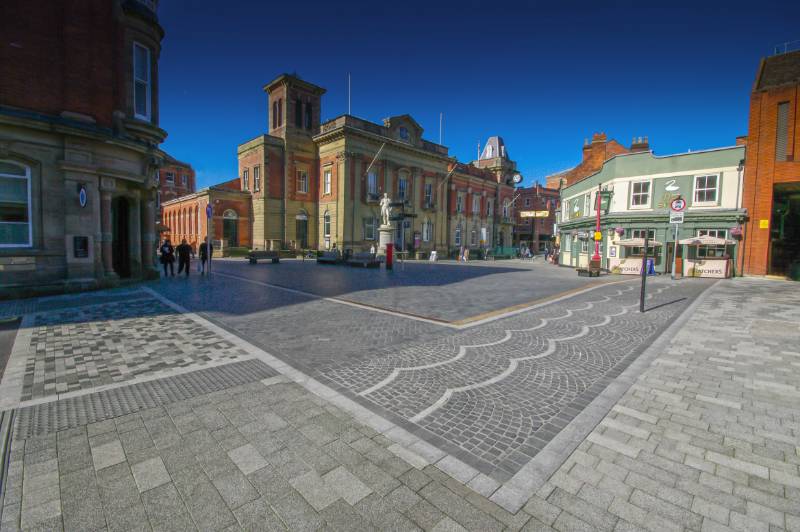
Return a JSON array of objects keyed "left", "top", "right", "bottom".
[
  {"left": 685, "top": 259, "right": 728, "bottom": 278},
  {"left": 520, "top": 210, "right": 549, "bottom": 218}
]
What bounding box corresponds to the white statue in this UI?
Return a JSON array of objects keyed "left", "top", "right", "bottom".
[{"left": 379, "top": 193, "right": 392, "bottom": 226}]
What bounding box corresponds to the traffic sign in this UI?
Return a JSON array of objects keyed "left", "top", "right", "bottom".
[
  {"left": 669, "top": 211, "right": 684, "bottom": 224},
  {"left": 206, "top": 204, "right": 212, "bottom": 218},
  {"left": 670, "top": 198, "right": 686, "bottom": 212}
]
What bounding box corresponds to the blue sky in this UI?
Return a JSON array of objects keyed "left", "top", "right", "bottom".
[{"left": 158, "top": 0, "right": 800, "bottom": 188}]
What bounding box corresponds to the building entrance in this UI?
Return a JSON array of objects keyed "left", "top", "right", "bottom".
[
  {"left": 112, "top": 197, "right": 131, "bottom": 278},
  {"left": 769, "top": 183, "right": 800, "bottom": 276}
]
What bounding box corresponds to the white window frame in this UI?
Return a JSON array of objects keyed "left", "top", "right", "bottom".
[
  {"left": 165, "top": 172, "right": 175, "bottom": 184},
  {"left": 630, "top": 180, "right": 651, "bottom": 209},
  {"left": 630, "top": 228, "right": 656, "bottom": 256},
  {"left": 323, "top": 168, "right": 332, "bottom": 195},
  {"left": 297, "top": 170, "right": 308, "bottom": 194},
  {"left": 0, "top": 161, "right": 32, "bottom": 248},
  {"left": 133, "top": 42, "right": 151, "bottom": 121},
  {"left": 367, "top": 171, "right": 378, "bottom": 196},
  {"left": 693, "top": 174, "right": 719, "bottom": 205},
  {"left": 242, "top": 169, "right": 249, "bottom": 190},
  {"left": 253, "top": 166, "right": 260, "bottom": 192},
  {"left": 697, "top": 229, "right": 728, "bottom": 258},
  {"left": 472, "top": 195, "right": 480, "bottom": 215},
  {"left": 323, "top": 211, "right": 331, "bottom": 237}
]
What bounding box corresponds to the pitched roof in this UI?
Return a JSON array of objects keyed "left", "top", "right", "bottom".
[{"left": 755, "top": 50, "right": 800, "bottom": 91}]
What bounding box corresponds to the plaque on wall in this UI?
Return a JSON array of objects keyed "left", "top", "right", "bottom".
[{"left": 74, "top": 236, "right": 89, "bottom": 258}]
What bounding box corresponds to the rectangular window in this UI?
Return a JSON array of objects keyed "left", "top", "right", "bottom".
[
  {"left": 631, "top": 181, "right": 650, "bottom": 207},
  {"left": 697, "top": 229, "right": 728, "bottom": 258},
  {"left": 631, "top": 228, "right": 655, "bottom": 256},
  {"left": 297, "top": 170, "right": 308, "bottom": 193},
  {"left": 422, "top": 220, "right": 432, "bottom": 242},
  {"left": 0, "top": 163, "right": 32, "bottom": 247},
  {"left": 323, "top": 169, "right": 331, "bottom": 194},
  {"left": 398, "top": 177, "right": 407, "bottom": 200},
  {"left": 563, "top": 199, "right": 570, "bottom": 221},
  {"left": 253, "top": 166, "right": 261, "bottom": 192},
  {"left": 133, "top": 42, "right": 151, "bottom": 121},
  {"left": 776, "top": 102, "right": 789, "bottom": 162},
  {"left": 424, "top": 183, "right": 433, "bottom": 207},
  {"left": 694, "top": 174, "right": 718, "bottom": 204},
  {"left": 524, "top": 197, "right": 530, "bottom": 207},
  {"left": 295, "top": 99, "right": 303, "bottom": 128},
  {"left": 165, "top": 172, "right": 175, "bottom": 183},
  {"left": 242, "top": 169, "right": 249, "bottom": 190},
  {"left": 367, "top": 171, "right": 378, "bottom": 196},
  {"left": 472, "top": 196, "right": 480, "bottom": 214},
  {"left": 470, "top": 229, "right": 477, "bottom": 246},
  {"left": 364, "top": 217, "right": 376, "bottom": 240},
  {"left": 454, "top": 225, "right": 462, "bottom": 246},
  {"left": 305, "top": 103, "right": 313, "bottom": 130},
  {"left": 487, "top": 200, "right": 493, "bottom": 217},
  {"left": 456, "top": 194, "right": 463, "bottom": 213},
  {"left": 182, "top": 174, "right": 188, "bottom": 186}
]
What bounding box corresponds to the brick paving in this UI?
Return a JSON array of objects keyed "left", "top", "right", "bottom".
[{"left": 0, "top": 271, "right": 798, "bottom": 531}]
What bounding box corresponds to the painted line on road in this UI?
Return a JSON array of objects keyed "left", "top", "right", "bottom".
[{"left": 210, "top": 269, "right": 633, "bottom": 330}]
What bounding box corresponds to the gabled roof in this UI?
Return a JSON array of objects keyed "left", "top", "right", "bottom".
[{"left": 382, "top": 114, "right": 424, "bottom": 135}]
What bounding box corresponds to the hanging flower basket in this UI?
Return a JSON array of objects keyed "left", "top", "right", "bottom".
[
  {"left": 730, "top": 226, "right": 743, "bottom": 239},
  {"left": 614, "top": 227, "right": 625, "bottom": 236}
]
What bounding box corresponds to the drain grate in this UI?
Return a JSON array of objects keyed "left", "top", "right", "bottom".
[{"left": 13, "top": 359, "right": 277, "bottom": 439}]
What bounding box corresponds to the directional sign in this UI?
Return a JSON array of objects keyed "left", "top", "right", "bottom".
[
  {"left": 669, "top": 211, "right": 684, "bottom": 224},
  {"left": 670, "top": 198, "right": 687, "bottom": 212}
]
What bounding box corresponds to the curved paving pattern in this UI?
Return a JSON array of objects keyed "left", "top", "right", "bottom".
[{"left": 327, "top": 280, "right": 705, "bottom": 480}]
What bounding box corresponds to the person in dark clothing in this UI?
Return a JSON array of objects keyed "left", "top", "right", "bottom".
[
  {"left": 159, "top": 239, "right": 175, "bottom": 277},
  {"left": 176, "top": 239, "right": 193, "bottom": 277},
  {"left": 198, "top": 237, "right": 213, "bottom": 275}
]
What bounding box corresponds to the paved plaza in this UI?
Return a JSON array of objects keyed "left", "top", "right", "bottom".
[{"left": 0, "top": 260, "right": 798, "bottom": 531}]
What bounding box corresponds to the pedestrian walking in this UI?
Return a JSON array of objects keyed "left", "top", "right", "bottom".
[
  {"left": 159, "top": 239, "right": 175, "bottom": 277},
  {"left": 198, "top": 237, "right": 213, "bottom": 275},
  {"left": 176, "top": 239, "right": 193, "bottom": 277}
]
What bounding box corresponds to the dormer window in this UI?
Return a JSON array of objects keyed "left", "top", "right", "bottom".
[{"left": 399, "top": 127, "right": 409, "bottom": 140}]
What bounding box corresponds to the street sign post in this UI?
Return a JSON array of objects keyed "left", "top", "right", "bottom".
[{"left": 669, "top": 198, "right": 685, "bottom": 280}]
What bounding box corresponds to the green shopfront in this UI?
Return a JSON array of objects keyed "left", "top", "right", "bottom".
[{"left": 558, "top": 146, "right": 746, "bottom": 277}]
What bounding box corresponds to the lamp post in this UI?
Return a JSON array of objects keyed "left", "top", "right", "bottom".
[{"left": 592, "top": 184, "right": 602, "bottom": 261}]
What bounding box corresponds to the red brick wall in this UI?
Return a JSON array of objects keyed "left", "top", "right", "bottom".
[
  {"left": 742, "top": 85, "right": 800, "bottom": 275},
  {"left": 545, "top": 134, "right": 633, "bottom": 189}
]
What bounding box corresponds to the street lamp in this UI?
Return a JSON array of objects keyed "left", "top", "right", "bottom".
[{"left": 592, "top": 186, "right": 613, "bottom": 263}]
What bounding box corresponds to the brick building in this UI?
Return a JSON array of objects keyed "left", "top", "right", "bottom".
[
  {"left": 232, "top": 74, "right": 517, "bottom": 257},
  {"left": 513, "top": 183, "right": 559, "bottom": 252},
  {"left": 741, "top": 49, "right": 800, "bottom": 277},
  {"left": 156, "top": 154, "right": 195, "bottom": 220},
  {"left": 160, "top": 179, "right": 251, "bottom": 254},
  {"left": 0, "top": 0, "right": 167, "bottom": 297},
  {"left": 545, "top": 133, "right": 649, "bottom": 189}
]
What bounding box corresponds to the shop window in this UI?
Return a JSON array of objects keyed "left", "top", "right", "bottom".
[
  {"left": 697, "top": 229, "right": 728, "bottom": 258},
  {"left": 630, "top": 228, "right": 655, "bottom": 255},
  {"left": 0, "top": 161, "right": 32, "bottom": 247}
]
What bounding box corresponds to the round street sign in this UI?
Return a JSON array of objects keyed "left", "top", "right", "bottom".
[{"left": 670, "top": 198, "right": 686, "bottom": 212}]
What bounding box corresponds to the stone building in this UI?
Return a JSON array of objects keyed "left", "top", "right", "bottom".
[
  {"left": 513, "top": 183, "right": 559, "bottom": 252},
  {"left": 0, "top": 0, "right": 167, "bottom": 298},
  {"left": 234, "top": 74, "right": 517, "bottom": 256},
  {"left": 740, "top": 49, "right": 800, "bottom": 277},
  {"left": 160, "top": 179, "right": 251, "bottom": 254},
  {"left": 156, "top": 154, "right": 195, "bottom": 220}
]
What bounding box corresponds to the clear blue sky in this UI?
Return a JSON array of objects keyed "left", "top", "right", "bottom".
[{"left": 158, "top": 0, "right": 800, "bottom": 189}]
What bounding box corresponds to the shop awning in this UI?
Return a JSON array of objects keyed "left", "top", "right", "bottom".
[
  {"left": 616, "top": 238, "right": 663, "bottom": 247},
  {"left": 678, "top": 235, "right": 736, "bottom": 246}
]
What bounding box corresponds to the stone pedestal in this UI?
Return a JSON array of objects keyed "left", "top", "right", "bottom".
[{"left": 378, "top": 224, "right": 394, "bottom": 255}]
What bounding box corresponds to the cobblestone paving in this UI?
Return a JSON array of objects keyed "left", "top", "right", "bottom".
[{"left": 1, "top": 292, "right": 251, "bottom": 405}]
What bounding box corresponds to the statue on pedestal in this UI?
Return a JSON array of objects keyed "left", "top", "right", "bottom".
[{"left": 380, "top": 193, "right": 392, "bottom": 226}]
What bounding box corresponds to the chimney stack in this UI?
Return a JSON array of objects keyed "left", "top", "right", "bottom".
[{"left": 630, "top": 135, "right": 650, "bottom": 153}]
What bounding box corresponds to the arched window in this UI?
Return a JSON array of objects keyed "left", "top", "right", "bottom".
[
  {"left": 305, "top": 103, "right": 313, "bottom": 130},
  {"left": 278, "top": 98, "right": 283, "bottom": 126},
  {"left": 272, "top": 101, "right": 278, "bottom": 129},
  {"left": 0, "top": 161, "right": 32, "bottom": 247},
  {"left": 295, "top": 98, "right": 303, "bottom": 128},
  {"left": 223, "top": 209, "right": 237, "bottom": 219},
  {"left": 323, "top": 211, "right": 331, "bottom": 237}
]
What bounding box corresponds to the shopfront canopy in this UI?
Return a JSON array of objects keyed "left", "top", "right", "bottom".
[
  {"left": 616, "top": 238, "right": 663, "bottom": 247},
  {"left": 678, "top": 235, "right": 736, "bottom": 246}
]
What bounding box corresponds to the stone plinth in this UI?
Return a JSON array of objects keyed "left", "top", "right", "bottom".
[{"left": 378, "top": 224, "right": 394, "bottom": 255}]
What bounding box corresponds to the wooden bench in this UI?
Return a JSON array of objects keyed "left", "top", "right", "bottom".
[
  {"left": 316, "top": 251, "right": 340, "bottom": 264},
  {"left": 346, "top": 252, "right": 380, "bottom": 268},
  {"left": 248, "top": 250, "right": 280, "bottom": 264}
]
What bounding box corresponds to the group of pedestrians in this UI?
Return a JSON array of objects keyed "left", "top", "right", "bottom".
[{"left": 159, "top": 237, "right": 213, "bottom": 277}]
